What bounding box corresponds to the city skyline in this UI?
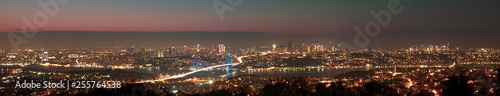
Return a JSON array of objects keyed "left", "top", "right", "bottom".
[
  {"left": 0, "top": 31, "right": 499, "bottom": 50},
  {"left": 1, "top": 0, "right": 499, "bottom": 50},
  {"left": 2, "top": 1, "right": 500, "bottom": 95}
]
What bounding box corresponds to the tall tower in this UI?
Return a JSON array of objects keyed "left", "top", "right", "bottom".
[
  {"left": 42, "top": 52, "right": 49, "bottom": 62},
  {"left": 127, "top": 46, "right": 134, "bottom": 53},
  {"left": 169, "top": 47, "right": 174, "bottom": 60},
  {"left": 272, "top": 44, "right": 277, "bottom": 52},
  {"left": 196, "top": 44, "right": 200, "bottom": 52},
  {"left": 226, "top": 54, "right": 233, "bottom": 73},
  {"left": 158, "top": 51, "right": 164, "bottom": 57},
  {"left": 312, "top": 44, "right": 317, "bottom": 52},
  {"left": 168, "top": 47, "right": 173, "bottom": 56},
  {"left": 317, "top": 39, "right": 321, "bottom": 46},
  {"left": 288, "top": 41, "right": 294, "bottom": 52},
  {"left": 183, "top": 45, "right": 187, "bottom": 52},
  {"left": 447, "top": 42, "right": 450, "bottom": 50},
  {"left": 430, "top": 45, "right": 434, "bottom": 51},
  {"left": 317, "top": 39, "right": 322, "bottom": 52},
  {"left": 218, "top": 44, "right": 225, "bottom": 53},
  {"left": 319, "top": 45, "right": 324, "bottom": 51},
  {"left": 338, "top": 44, "right": 341, "bottom": 51},
  {"left": 193, "top": 57, "right": 199, "bottom": 71},
  {"left": 307, "top": 46, "right": 311, "bottom": 53}
]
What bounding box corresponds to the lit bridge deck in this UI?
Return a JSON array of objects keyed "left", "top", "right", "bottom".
[{"left": 135, "top": 63, "right": 240, "bottom": 83}]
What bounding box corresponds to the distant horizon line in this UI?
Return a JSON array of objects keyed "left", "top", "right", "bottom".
[{"left": 1, "top": 46, "right": 497, "bottom": 50}]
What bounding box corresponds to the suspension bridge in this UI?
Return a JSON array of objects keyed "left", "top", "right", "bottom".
[{"left": 136, "top": 54, "right": 239, "bottom": 83}]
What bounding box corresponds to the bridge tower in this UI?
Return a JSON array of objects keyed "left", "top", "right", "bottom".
[
  {"left": 193, "top": 57, "right": 199, "bottom": 71},
  {"left": 226, "top": 54, "right": 233, "bottom": 73}
]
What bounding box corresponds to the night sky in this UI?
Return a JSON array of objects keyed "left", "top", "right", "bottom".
[{"left": 1, "top": 0, "right": 499, "bottom": 49}]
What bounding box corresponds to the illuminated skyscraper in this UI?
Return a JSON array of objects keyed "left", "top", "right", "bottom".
[
  {"left": 338, "top": 44, "right": 341, "bottom": 51},
  {"left": 158, "top": 51, "right": 164, "bottom": 57},
  {"left": 42, "top": 52, "right": 48, "bottom": 62},
  {"left": 446, "top": 42, "right": 450, "bottom": 50},
  {"left": 183, "top": 45, "right": 187, "bottom": 52},
  {"left": 430, "top": 45, "right": 434, "bottom": 51},
  {"left": 250, "top": 46, "right": 256, "bottom": 52},
  {"left": 307, "top": 46, "right": 311, "bottom": 53},
  {"left": 218, "top": 44, "right": 225, "bottom": 53},
  {"left": 319, "top": 45, "right": 324, "bottom": 51},
  {"left": 317, "top": 39, "right": 321, "bottom": 46},
  {"left": 272, "top": 44, "right": 276, "bottom": 52},
  {"left": 312, "top": 44, "right": 317, "bottom": 52},
  {"left": 316, "top": 39, "right": 321, "bottom": 52},
  {"left": 127, "top": 46, "right": 134, "bottom": 53},
  {"left": 196, "top": 44, "right": 200, "bottom": 52}
]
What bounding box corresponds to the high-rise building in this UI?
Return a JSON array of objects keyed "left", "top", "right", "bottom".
[
  {"left": 316, "top": 39, "right": 321, "bottom": 52},
  {"left": 127, "top": 46, "right": 134, "bottom": 53},
  {"left": 319, "top": 45, "right": 324, "bottom": 51},
  {"left": 168, "top": 47, "right": 173, "bottom": 56},
  {"left": 211, "top": 45, "right": 216, "bottom": 52},
  {"left": 338, "top": 44, "right": 341, "bottom": 51},
  {"left": 312, "top": 44, "right": 317, "bottom": 52},
  {"left": 447, "top": 42, "right": 450, "bottom": 48},
  {"left": 139, "top": 46, "right": 146, "bottom": 52},
  {"left": 42, "top": 52, "right": 48, "bottom": 62},
  {"left": 317, "top": 39, "right": 321, "bottom": 46},
  {"left": 301, "top": 44, "right": 307, "bottom": 52},
  {"left": 196, "top": 44, "right": 200, "bottom": 52},
  {"left": 307, "top": 46, "right": 311, "bottom": 53},
  {"left": 272, "top": 44, "right": 277, "bottom": 52},
  {"left": 183, "top": 45, "right": 187, "bottom": 52},
  {"left": 158, "top": 51, "right": 164, "bottom": 57},
  {"left": 218, "top": 44, "right": 225, "bottom": 53},
  {"left": 250, "top": 46, "right": 256, "bottom": 52}
]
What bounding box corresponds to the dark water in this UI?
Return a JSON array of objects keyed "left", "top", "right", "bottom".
[{"left": 1, "top": 65, "right": 361, "bottom": 79}]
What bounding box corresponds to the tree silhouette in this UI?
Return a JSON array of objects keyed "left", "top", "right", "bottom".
[
  {"left": 260, "top": 83, "right": 291, "bottom": 96},
  {"left": 206, "top": 89, "right": 232, "bottom": 96},
  {"left": 315, "top": 83, "right": 329, "bottom": 95},
  {"left": 416, "top": 90, "right": 434, "bottom": 96},
  {"left": 360, "top": 82, "right": 399, "bottom": 96},
  {"left": 491, "top": 88, "right": 500, "bottom": 96},
  {"left": 441, "top": 71, "right": 474, "bottom": 96},
  {"left": 315, "top": 81, "right": 360, "bottom": 96},
  {"left": 259, "top": 78, "right": 312, "bottom": 96}
]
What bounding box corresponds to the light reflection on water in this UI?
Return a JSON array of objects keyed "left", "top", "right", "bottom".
[{"left": 2, "top": 65, "right": 363, "bottom": 79}]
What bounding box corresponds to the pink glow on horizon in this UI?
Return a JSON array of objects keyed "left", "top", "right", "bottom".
[{"left": 0, "top": 13, "right": 350, "bottom": 33}]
